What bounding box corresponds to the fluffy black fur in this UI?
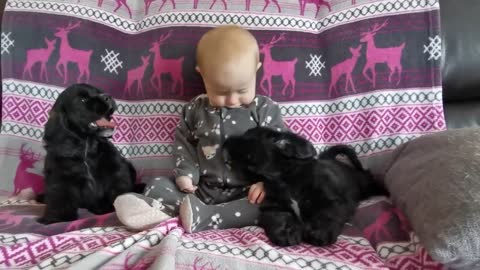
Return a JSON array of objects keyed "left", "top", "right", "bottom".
[
  {"left": 38, "top": 84, "right": 144, "bottom": 224},
  {"left": 223, "top": 127, "right": 388, "bottom": 247}
]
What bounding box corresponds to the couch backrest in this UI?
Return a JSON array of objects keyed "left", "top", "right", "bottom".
[{"left": 440, "top": 0, "right": 480, "bottom": 128}]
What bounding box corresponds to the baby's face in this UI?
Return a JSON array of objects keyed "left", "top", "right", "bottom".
[{"left": 201, "top": 60, "right": 260, "bottom": 108}]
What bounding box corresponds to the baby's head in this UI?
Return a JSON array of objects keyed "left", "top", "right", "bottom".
[{"left": 196, "top": 25, "right": 261, "bottom": 108}]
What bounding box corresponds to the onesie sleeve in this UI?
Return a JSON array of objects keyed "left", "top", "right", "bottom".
[{"left": 173, "top": 101, "right": 200, "bottom": 185}]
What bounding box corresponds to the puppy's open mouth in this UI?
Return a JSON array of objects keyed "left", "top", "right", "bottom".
[{"left": 89, "top": 117, "right": 116, "bottom": 137}]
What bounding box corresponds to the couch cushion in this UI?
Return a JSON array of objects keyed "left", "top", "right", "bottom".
[{"left": 379, "top": 128, "right": 480, "bottom": 269}]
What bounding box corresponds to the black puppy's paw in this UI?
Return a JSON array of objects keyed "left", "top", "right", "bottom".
[
  {"left": 35, "top": 193, "right": 45, "bottom": 203},
  {"left": 133, "top": 183, "right": 146, "bottom": 194},
  {"left": 261, "top": 212, "right": 303, "bottom": 246},
  {"left": 88, "top": 205, "right": 114, "bottom": 215},
  {"left": 270, "top": 223, "right": 303, "bottom": 247},
  {"left": 37, "top": 213, "right": 78, "bottom": 225},
  {"left": 37, "top": 217, "right": 56, "bottom": 225},
  {"left": 304, "top": 229, "right": 339, "bottom": 246}
]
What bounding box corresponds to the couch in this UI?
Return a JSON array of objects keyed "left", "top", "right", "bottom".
[{"left": 440, "top": 0, "right": 480, "bottom": 130}]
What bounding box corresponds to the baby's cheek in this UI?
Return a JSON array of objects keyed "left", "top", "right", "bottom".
[
  {"left": 240, "top": 93, "right": 255, "bottom": 105},
  {"left": 209, "top": 96, "right": 225, "bottom": 107}
]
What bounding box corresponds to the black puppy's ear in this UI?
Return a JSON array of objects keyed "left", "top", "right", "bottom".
[
  {"left": 274, "top": 134, "right": 317, "bottom": 159},
  {"left": 44, "top": 103, "right": 67, "bottom": 143}
]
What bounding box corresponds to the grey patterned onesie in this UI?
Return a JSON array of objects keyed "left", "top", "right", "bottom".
[{"left": 142, "top": 94, "right": 286, "bottom": 232}]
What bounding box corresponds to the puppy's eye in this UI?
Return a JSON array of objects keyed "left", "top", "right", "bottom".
[{"left": 81, "top": 98, "right": 87, "bottom": 103}]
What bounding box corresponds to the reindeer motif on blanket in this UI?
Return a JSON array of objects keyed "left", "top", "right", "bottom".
[
  {"left": 54, "top": 21, "right": 92, "bottom": 85},
  {"left": 124, "top": 55, "right": 151, "bottom": 98},
  {"left": 299, "top": 0, "right": 331, "bottom": 17},
  {"left": 13, "top": 144, "right": 44, "bottom": 196},
  {"left": 0, "top": 210, "right": 37, "bottom": 230},
  {"left": 360, "top": 20, "right": 405, "bottom": 88},
  {"left": 149, "top": 31, "right": 185, "bottom": 97},
  {"left": 259, "top": 33, "right": 297, "bottom": 98},
  {"left": 23, "top": 38, "right": 56, "bottom": 82},
  {"left": 192, "top": 0, "right": 227, "bottom": 9},
  {"left": 328, "top": 45, "right": 362, "bottom": 97}
]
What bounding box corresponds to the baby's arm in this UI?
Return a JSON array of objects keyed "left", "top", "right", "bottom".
[{"left": 174, "top": 103, "right": 200, "bottom": 193}]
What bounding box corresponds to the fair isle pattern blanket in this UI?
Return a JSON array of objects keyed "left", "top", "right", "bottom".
[
  {"left": 0, "top": 0, "right": 445, "bottom": 269},
  {"left": 0, "top": 198, "right": 442, "bottom": 269}
]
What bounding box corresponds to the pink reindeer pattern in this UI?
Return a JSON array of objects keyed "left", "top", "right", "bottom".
[
  {"left": 299, "top": 0, "right": 331, "bottom": 17},
  {"left": 192, "top": 0, "right": 227, "bottom": 9},
  {"left": 95, "top": 0, "right": 132, "bottom": 18},
  {"left": 13, "top": 144, "right": 44, "bottom": 196},
  {"left": 0, "top": 210, "right": 37, "bottom": 231},
  {"left": 192, "top": 257, "right": 225, "bottom": 270},
  {"left": 157, "top": 0, "right": 176, "bottom": 12},
  {"left": 262, "top": 0, "right": 281, "bottom": 12},
  {"left": 104, "top": 253, "right": 155, "bottom": 270},
  {"left": 360, "top": 19, "right": 405, "bottom": 88},
  {"left": 259, "top": 33, "right": 297, "bottom": 98},
  {"left": 208, "top": 0, "right": 227, "bottom": 9},
  {"left": 149, "top": 31, "right": 185, "bottom": 97},
  {"left": 113, "top": 0, "right": 133, "bottom": 18},
  {"left": 124, "top": 55, "right": 151, "bottom": 98},
  {"left": 145, "top": 0, "right": 155, "bottom": 14},
  {"left": 65, "top": 213, "right": 113, "bottom": 231},
  {"left": 328, "top": 44, "right": 362, "bottom": 97},
  {"left": 363, "top": 208, "right": 411, "bottom": 246},
  {"left": 327, "top": 20, "right": 406, "bottom": 97},
  {"left": 54, "top": 21, "right": 93, "bottom": 85},
  {"left": 23, "top": 38, "right": 56, "bottom": 83}
]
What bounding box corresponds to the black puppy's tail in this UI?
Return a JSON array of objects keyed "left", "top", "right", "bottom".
[
  {"left": 320, "top": 145, "right": 389, "bottom": 198},
  {"left": 319, "top": 144, "right": 365, "bottom": 171}
]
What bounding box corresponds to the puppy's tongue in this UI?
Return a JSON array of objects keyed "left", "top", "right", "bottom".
[{"left": 95, "top": 117, "right": 116, "bottom": 128}]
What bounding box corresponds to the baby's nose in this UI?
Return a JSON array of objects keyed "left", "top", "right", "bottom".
[{"left": 225, "top": 94, "right": 239, "bottom": 106}]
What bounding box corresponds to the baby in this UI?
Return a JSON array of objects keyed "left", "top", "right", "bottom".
[{"left": 114, "top": 25, "right": 287, "bottom": 233}]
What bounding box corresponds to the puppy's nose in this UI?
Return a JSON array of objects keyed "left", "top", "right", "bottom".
[{"left": 99, "top": 94, "right": 111, "bottom": 103}]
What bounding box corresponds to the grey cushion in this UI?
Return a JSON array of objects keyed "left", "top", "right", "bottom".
[{"left": 376, "top": 128, "right": 480, "bottom": 269}]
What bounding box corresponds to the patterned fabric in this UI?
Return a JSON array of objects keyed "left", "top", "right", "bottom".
[
  {"left": 0, "top": 0, "right": 445, "bottom": 268},
  {"left": 0, "top": 198, "right": 443, "bottom": 269}
]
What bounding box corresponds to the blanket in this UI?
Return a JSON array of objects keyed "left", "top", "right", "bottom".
[
  {"left": 0, "top": 198, "right": 441, "bottom": 269},
  {"left": 0, "top": 0, "right": 445, "bottom": 268}
]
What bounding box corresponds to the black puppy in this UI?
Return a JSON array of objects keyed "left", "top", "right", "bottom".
[
  {"left": 38, "top": 84, "right": 144, "bottom": 224},
  {"left": 223, "top": 127, "right": 387, "bottom": 247}
]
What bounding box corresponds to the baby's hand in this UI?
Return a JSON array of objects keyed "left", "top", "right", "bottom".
[
  {"left": 176, "top": 176, "right": 198, "bottom": 193},
  {"left": 248, "top": 182, "right": 265, "bottom": 204}
]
